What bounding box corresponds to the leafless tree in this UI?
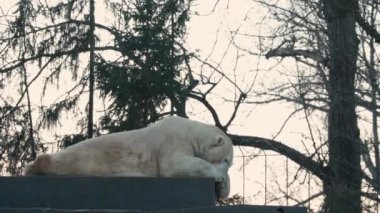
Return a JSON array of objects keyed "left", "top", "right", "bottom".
[{"left": 201, "top": 0, "right": 380, "bottom": 211}]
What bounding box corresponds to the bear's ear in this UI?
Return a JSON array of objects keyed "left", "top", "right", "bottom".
[{"left": 212, "top": 135, "right": 225, "bottom": 147}]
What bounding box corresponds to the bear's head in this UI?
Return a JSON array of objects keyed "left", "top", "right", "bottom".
[{"left": 203, "top": 135, "right": 233, "bottom": 167}]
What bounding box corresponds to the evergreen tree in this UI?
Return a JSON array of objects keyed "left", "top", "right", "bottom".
[
  {"left": 96, "top": 0, "right": 191, "bottom": 132},
  {"left": 0, "top": 0, "right": 193, "bottom": 157}
]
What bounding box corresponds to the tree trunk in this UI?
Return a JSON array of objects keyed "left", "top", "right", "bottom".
[
  {"left": 23, "top": 65, "right": 36, "bottom": 160},
  {"left": 87, "top": 0, "right": 95, "bottom": 138},
  {"left": 322, "top": 0, "right": 362, "bottom": 212}
]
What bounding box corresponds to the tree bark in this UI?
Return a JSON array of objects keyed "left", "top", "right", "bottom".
[
  {"left": 321, "top": 0, "right": 362, "bottom": 212},
  {"left": 87, "top": 0, "right": 95, "bottom": 138}
]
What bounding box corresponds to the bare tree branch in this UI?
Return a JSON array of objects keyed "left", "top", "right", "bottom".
[
  {"left": 229, "top": 134, "right": 326, "bottom": 180},
  {"left": 265, "top": 48, "right": 327, "bottom": 65},
  {"left": 354, "top": 2, "right": 380, "bottom": 43}
]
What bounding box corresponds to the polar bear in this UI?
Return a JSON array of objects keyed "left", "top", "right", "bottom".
[{"left": 24, "top": 116, "right": 233, "bottom": 198}]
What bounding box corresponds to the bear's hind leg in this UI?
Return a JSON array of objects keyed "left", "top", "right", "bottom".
[{"left": 23, "top": 154, "right": 52, "bottom": 175}]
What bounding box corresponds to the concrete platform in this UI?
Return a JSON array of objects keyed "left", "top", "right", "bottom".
[
  {"left": 0, "top": 176, "right": 307, "bottom": 213},
  {"left": 0, "top": 176, "right": 215, "bottom": 211}
]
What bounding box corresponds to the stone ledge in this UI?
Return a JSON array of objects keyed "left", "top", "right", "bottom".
[
  {"left": 0, "top": 176, "right": 215, "bottom": 211},
  {"left": 0, "top": 205, "right": 307, "bottom": 213},
  {"left": 0, "top": 176, "right": 307, "bottom": 213}
]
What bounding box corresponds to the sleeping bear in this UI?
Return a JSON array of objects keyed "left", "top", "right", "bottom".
[{"left": 24, "top": 116, "right": 233, "bottom": 199}]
